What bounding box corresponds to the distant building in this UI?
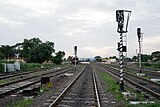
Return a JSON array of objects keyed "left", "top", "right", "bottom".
[{"left": 101, "top": 58, "right": 116, "bottom": 64}]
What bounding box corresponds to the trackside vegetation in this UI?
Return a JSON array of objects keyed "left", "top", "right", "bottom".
[
  {"left": 96, "top": 69, "right": 126, "bottom": 102},
  {"left": 96, "top": 67, "right": 160, "bottom": 107},
  {"left": 142, "top": 62, "right": 160, "bottom": 69},
  {"left": 0, "top": 38, "right": 66, "bottom": 66},
  {"left": 7, "top": 99, "right": 33, "bottom": 107},
  {"left": 0, "top": 62, "right": 56, "bottom": 73},
  {"left": 20, "top": 62, "right": 56, "bottom": 71}
]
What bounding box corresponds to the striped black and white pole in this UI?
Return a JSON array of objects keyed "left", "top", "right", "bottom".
[
  {"left": 119, "top": 33, "right": 124, "bottom": 91},
  {"left": 116, "top": 10, "right": 131, "bottom": 91}
]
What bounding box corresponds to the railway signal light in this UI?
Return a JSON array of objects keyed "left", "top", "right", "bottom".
[
  {"left": 74, "top": 46, "right": 77, "bottom": 70},
  {"left": 116, "top": 10, "right": 124, "bottom": 23},
  {"left": 137, "top": 28, "right": 143, "bottom": 73},
  {"left": 74, "top": 46, "right": 77, "bottom": 54},
  {"left": 137, "top": 28, "right": 141, "bottom": 41},
  {"left": 116, "top": 10, "right": 131, "bottom": 33},
  {"left": 116, "top": 9, "right": 131, "bottom": 92}
]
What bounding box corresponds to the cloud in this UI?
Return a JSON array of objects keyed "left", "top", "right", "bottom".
[
  {"left": 0, "top": 16, "right": 24, "bottom": 26},
  {"left": 64, "top": 8, "right": 114, "bottom": 25},
  {"left": 144, "top": 36, "right": 160, "bottom": 45},
  {"left": 63, "top": 8, "right": 114, "bottom": 37},
  {"left": 143, "top": 36, "right": 160, "bottom": 54},
  {"left": 0, "top": 0, "right": 61, "bottom": 17},
  {"left": 81, "top": 46, "right": 115, "bottom": 57},
  {"left": 0, "top": 0, "right": 160, "bottom": 58}
]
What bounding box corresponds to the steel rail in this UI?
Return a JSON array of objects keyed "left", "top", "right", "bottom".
[
  {"left": 0, "top": 66, "right": 72, "bottom": 80},
  {"left": 96, "top": 64, "right": 160, "bottom": 99},
  {"left": 125, "top": 77, "right": 160, "bottom": 99},
  {"left": 108, "top": 65, "right": 160, "bottom": 87},
  {"left": 0, "top": 67, "right": 74, "bottom": 97},
  {"left": 92, "top": 70, "right": 101, "bottom": 107},
  {"left": 99, "top": 64, "right": 160, "bottom": 87},
  {"left": 108, "top": 63, "right": 160, "bottom": 77},
  {"left": 49, "top": 66, "right": 87, "bottom": 107},
  {"left": 0, "top": 71, "right": 34, "bottom": 80},
  {"left": 0, "top": 67, "right": 73, "bottom": 88}
]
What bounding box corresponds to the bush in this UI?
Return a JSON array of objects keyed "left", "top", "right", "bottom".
[
  {"left": 143, "top": 63, "right": 151, "bottom": 66},
  {"left": 20, "top": 62, "right": 41, "bottom": 71},
  {"left": 153, "top": 62, "right": 160, "bottom": 68},
  {"left": 0, "top": 61, "right": 4, "bottom": 73},
  {"left": 20, "top": 62, "right": 55, "bottom": 71}
]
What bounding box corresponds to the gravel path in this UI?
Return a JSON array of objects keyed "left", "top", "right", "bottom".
[
  {"left": 0, "top": 65, "right": 82, "bottom": 107},
  {"left": 28, "top": 65, "right": 84, "bottom": 107}
]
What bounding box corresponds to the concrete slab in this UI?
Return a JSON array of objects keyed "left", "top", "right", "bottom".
[{"left": 129, "top": 101, "right": 155, "bottom": 104}]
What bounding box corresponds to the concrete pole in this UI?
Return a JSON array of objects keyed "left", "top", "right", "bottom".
[{"left": 138, "top": 39, "right": 142, "bottom": 73}]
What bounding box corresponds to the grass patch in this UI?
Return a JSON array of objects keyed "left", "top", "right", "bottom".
[
  {"left": 96, "top": 67, "right": 150, "bottom": 106},
  {"left": 96, "top": 66, "right": 160, "bottom": 107},
  {"left": 142, "top": 62, "right": 160, "bottom": 70},
  {"left": 0, "top": 60, "right": 72, "bottom": 73},
  {"left": 20, "top": 63, "right": 41, "bottom": 71},
  {"left": 97, "top": 70, "right": 125, "bottom": 102},
  {"left": 7, "top": 85, "right": 51, "bottom": 107},
  {"left": 40, "top": 85, "right": 49, "bottom": 92},
  {"left": 20, "top": 62, "right": 71, "bottom": 72},
  {"left": 0, "top": 79, "right": 11, "bottom": 84},
  {"left": 7, "top": 99, "right": 33, "bottom": 107}
]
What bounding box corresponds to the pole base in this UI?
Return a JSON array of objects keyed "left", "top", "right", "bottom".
[
  {"left": 136, "top": 73, "right": 145, "bottom": 76},
  {"left": 119, "top": 82, "right": 125, "bottom": 92},
  {"left": 139, "top": 69, "right": 142, "bottom": 73}
]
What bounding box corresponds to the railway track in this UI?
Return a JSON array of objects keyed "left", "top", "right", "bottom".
[
  {"left": 0, "top": 66, "right": 74, "bottom": 98},
  {"left": 97, "top": 64, "right": 160, "bottom": 100},
  {"left": 0, "top": 65, "right": 72, "bottom": 81},
  {"left": 0, "top": 69, "right": 45, "bottom": 80},
  {"left": 106, "top": 64, "right": 160, "bottom": 79},
  {"left": 0, "top": 66, "right": 72, "bottom": 87},
  {"left": 45, "top": 65, "right": 109, "bottom": 107}
]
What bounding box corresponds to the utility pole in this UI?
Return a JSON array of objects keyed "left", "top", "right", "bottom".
[{"left": 116, "top": 10, "right": 131, "bottom": 91}]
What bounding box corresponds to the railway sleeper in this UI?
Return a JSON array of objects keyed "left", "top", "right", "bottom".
[{"left": 21, "top": 85, "right": 40, "bottom": 97}]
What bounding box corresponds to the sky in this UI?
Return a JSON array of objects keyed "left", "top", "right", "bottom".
[{"left": 0, "top": 0, "right": 160, "bottom": 58}]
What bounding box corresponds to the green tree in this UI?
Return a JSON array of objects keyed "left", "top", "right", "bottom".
[
  {"left": 52, "top": 51, "right": 65, "bottom": 65},
  {"left": 21, "top": 38, "right": 42, "bottom": 59},
  {"left": 0, "top": 45, "right": 14, "bottom": 59},
  {"left": 109, "top": 56, "right": 116, "bottom": 59},
  {"left": 124, "top": 57, "right": 132, "bottom": 62},
  {"left": 86, "top": 58, "right": 91, "bottom": 62},
  {"left": 151, "top": 51, "right": 160, "bottom": 61},
  {"left": 28, "top": 43, "right": 55, "bottom": 63},
  {"left": 12, "top": 43, "right": 23, "bottom": 58},
  {"left": 0, "top": 51, "right": 4, "bottom": 59},
  {"left": 132, "top": 56, "right": 138, "bottom": 62},
  {"left": 141, "top": 54, "right": 152, "bottom": 62},
  {"left": 109, "top": 56, "right": 118, "bottom": 60},
  {"left": 94, "top": 56, "right": 102, "bottom": 62},
  {"left": 67, "top": 56, "right": 73, "bottom": 62}
]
